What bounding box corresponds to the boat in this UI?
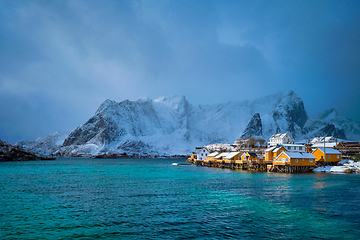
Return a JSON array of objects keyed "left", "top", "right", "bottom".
[{"left": 172, "top": 163, "right": 192, "bottom": 166}]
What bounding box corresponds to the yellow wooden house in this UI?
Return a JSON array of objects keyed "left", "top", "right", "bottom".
[
  {"left": 264, "top": 145, "right": 287, "bottom": 163},
  {"left": 215, "top": 152, "right": 229, "bottom": 163},
  {"left": 274, "top": 151, "right": 316, "bottom": 167},
  {"left": 224, "top": 152, "right": 241, "bottom": 164},
  {"left": 256, "top": 154, "right": 265, "bottom": 164},
  {"left": 188, "top": 152, "right": 196, "bottom": 162},
  {"left": 312, "top": 148, "right": 341, "bottom": 163},
  {"left": 241, "top": 152, "right": 258, "bottom": 164},
  {"left": 205, "top": 152, "right": 220, "bottom": 163}
]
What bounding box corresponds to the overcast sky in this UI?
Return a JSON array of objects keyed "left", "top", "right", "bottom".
[{"left": 1, "top": 0, "right": 360, "bottom": 143}]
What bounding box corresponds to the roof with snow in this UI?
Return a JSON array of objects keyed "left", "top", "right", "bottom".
[
  {"left": 265, "top": 146, "right": 276, "bottom": 152},
  {"left": 315, "top": 148, "right": 341, "bottom": 154},
  {"left": 224, "top": 152, "right": 241, "bottom": 159},
  {"left": 274, "top": 146, "right": 286, "bottom": 152},
  {"left": 311, "top": 142, "right": 340, "bottom": 148},
  {"left": 215, "top": 152, "right": 230, "bottom": 159},
  {"left": 207, "top": 152, "right": 220, "bottom": 157},
  {"left": 310, "top": 136, "right": 336, "bottom": 143},
  {"left": 282, "top": 152, "right": 316, "bottom": 159},
  {"left": 196, "top": 146, "right": 209, "bottom": 152}
]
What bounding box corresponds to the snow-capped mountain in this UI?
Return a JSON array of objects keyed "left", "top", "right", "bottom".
[
  {"left": 18, "top": 91, "right": 360, "bottom": 156},
  {"left": 303, "top": 108, "right": 360, "bottom": 140},
  {"left": 16, "top": 131, "right": 71, "bottom": 155},
  {"left": 58, "top": 96, "right": 194, "bottom": 156}
]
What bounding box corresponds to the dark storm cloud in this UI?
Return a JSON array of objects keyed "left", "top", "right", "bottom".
[{"left": 0, "top": 0, "right": 359, "bottom": 143}]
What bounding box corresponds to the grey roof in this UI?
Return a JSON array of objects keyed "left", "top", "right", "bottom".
[
  {"left": 311, "top": 143, "right": 339, "bottom": 148},
  {"left": 281, "top": 144, "right": 306, "bottom": 148},
  {"left": 316, "top": 148, "right": 341, "bottom": 154},
  {"left": 283, "top": 152, "right": 315, "bottom": 159}
]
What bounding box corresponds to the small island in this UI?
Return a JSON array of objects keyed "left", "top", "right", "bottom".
[{"left": 0, "top": 140, "right": 55, "bottom": 162}]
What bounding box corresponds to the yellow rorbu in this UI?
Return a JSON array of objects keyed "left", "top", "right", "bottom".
[
  {"left": 274, "top": 152, "right": 316, "bottom": 167},
  {"left": 312, "top": 148, "right": 341, "bottom": 165}
]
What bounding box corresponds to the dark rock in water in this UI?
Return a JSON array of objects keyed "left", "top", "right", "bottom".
[
  {"left": 241, "top": 113, "right": 263, "bottom": 138},
  {"left": 94, "top": 153, "right": 129, "bottom": 159},
  {"left": 0, "top": 140, "right": 55, "bottom": 162}
]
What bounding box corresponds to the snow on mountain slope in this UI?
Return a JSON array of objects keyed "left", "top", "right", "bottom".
[
  {"left": 303, "top": 108, "right": 360, "bottom": 140},
  {"left": 57, "top": 91, "right": 311, "bottom": 156},
  {"left": 58, "top": 95, "right": 195, "bottom": 156},
  {"left": 23, "top": 91, "right": 360, "bottom": 156},
  {"left": 16, "top": 131, "right": 71, "bottom": 155}
]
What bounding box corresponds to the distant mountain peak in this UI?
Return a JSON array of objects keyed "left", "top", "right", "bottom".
[
  {"left": 154, "top": 95, "right": 186, "bottom": 102},
  {"left": 96, "top": 99, "right": 117, "bottom": 114},
  {"left": 318, "top": 108, "right": 339, "bottom": 119},
  {"left": 154, "top": 95, "right": 187, "bottom": 106}
]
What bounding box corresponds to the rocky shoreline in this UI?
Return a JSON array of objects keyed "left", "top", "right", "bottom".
[{"left": 0, "top": 140, "right": 55, "bottom": 162}]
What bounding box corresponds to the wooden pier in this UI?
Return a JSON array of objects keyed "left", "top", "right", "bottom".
[{"left": 188, "top": 158, "right": 317, "bottom": 173}]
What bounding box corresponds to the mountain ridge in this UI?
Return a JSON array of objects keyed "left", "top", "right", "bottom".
[{"left": 16, "top": 91, "right": 360, "bottom": 156}]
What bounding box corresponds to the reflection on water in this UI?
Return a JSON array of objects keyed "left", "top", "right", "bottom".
[
  {"left": 0, "top": 158, "right": 359, "bottom": 239},
  {"left": 315, "top": 181, "right": 325, "bottom": 189}
]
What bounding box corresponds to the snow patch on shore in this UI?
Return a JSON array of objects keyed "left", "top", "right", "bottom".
[{"left": 313, "top": 160, "right": 360, "bottom": 173}]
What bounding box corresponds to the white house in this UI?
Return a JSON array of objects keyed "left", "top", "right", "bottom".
[
  {"left": 281, "top": 144, "right": 306, "bottom": 152},
  {"left": 268, "top": 133, "right": 293, "bottom": 147},
  {"left": 310, "top": 136, "right": 336, "bottom": 144},
  {"left": 196, "top": 147, "right": 210, "bottom": 161},
  {"left": 311, "top": 142, "right": 340, "bottom": 149}
]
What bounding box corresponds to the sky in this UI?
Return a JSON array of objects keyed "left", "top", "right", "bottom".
[{"left": 1, "top": 0, "right": 360, "bottom": 144}]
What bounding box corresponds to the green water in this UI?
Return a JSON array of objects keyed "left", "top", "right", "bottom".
[{"left": 1, "top": 158, "right": 359, "bottom": 239}]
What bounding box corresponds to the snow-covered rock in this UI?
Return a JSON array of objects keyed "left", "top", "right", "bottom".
[
  {"left": 313, "top": 160, "right": 360, "bottom": 173},
  {"left": 303, "top": 108, "right": 359, "bottom": 140},
  {"left": 241, "top": 113, "right": 263, "bottom": 139},
  {"left": 16, "top": 131, "right": 71, "bottom": 155}
]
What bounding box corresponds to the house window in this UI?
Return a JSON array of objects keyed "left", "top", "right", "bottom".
[
  {"left": 310, "top": 159, "right": 313, "bottom": 162},
  {"left": 337, "top": 155, "right": 339, "bottom": 159},
  {"left": 299, "top": 147, "right": 302, "bottom": 150},
  {"left": 282, "top": 158, "right": 285, "bottom": 162},
  {"left": 328, "top": 155, "right": 330, "bottom": 159},
  {"left": 288, "top": 146, "right": 291, "bottom": 150},
  {"left": 201, "top": 153, "right": 203, "bottom": 156},
  {"left": 296, "top": 159, "right": 298, "bottom": 162},
  {"left": 286, "top": 158, "right": 289, "bottom": 162},
  {"left": 294, "top": 147, "right": 297, "bottom": 150}
]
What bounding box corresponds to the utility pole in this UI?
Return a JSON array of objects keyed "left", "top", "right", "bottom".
[{"left": 324, "top": 136, "right": 326, "bottom": 164}]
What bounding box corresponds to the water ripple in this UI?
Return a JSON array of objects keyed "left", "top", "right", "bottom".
[{"left": 0, "top": 158, "right": 359, "bottom": 239}]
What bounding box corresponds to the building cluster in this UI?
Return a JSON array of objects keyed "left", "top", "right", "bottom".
[{"left": 189, "top": 133, "right": 345, "bottom": 173}]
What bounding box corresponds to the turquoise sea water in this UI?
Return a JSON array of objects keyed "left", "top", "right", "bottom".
[{"left": 1, "top": 158, "right": 360, "bottom": 239}]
